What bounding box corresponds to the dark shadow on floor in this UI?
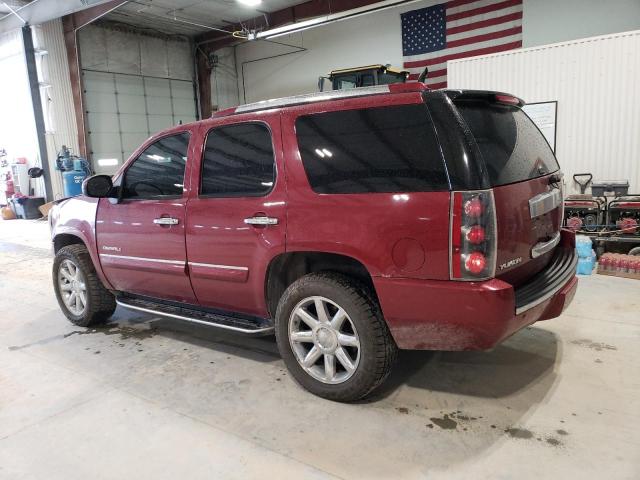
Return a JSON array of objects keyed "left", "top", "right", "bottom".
[
  {"left": 369, "top": 326, "right": 559, "bottom": 401},
  {"left": 109, "top": 306, "right": 280, "bottom": 363},
  {"left": 111, "top": 307, "right": 559, "bottom": 402}
]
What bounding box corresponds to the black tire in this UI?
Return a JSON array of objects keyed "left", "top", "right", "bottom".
[
  {"left": 629, "top": 246, "right": 640, "bottom": 256},
  {"left": 53, "top": 244, "right": 116, "bottom": 327},
  {"left": 275, "top": 272, "right": 397, "bottom": 402}
]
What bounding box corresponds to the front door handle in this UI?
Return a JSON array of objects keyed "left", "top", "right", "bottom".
[
  {"left": 244, "top": 216, "right": 278, "bottom": 226},
  {"left": 153, "top": 217, "right": 179, "bottom": 226}
]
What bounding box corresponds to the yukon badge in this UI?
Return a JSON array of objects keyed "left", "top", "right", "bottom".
[{"left": 499, "top": 257, "right": 522, "bottom": 270}]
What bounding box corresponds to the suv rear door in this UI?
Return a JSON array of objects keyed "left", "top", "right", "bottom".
[
  {"left": 184, "top": 113, "right": 286, "bottom": 318},
  {"left": 449, "top": 94, "right": 563, "bottom": 286}
]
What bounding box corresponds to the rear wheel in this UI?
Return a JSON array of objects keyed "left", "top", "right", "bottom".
[
  {"left": 275, "top": 273, "right": 397, "bottom": 402},
  {"left": 53, "top": 244, "right": 116, "bottom": 327}
]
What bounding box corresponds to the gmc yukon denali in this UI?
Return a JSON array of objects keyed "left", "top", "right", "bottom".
[{"left": 50, "top": 83, "right": 578, "bottom": 401}]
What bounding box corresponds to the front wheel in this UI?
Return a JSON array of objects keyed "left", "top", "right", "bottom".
[
  {"left": 275, "top": 273, "right": 397, "bottom": 402},
  {"left": 53, "top": 244, "right": 116, "bottom": 327}
]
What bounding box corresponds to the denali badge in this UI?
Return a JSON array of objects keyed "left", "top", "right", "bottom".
[
  {"left": 499, "top": 257, "right": 522, "bottom": 270},
  {"left": 102, "top": 245, "right": 121, "bottom": 252}
]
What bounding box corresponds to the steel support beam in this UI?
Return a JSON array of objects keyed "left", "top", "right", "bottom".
[
  {"left": 22, "top": 24, "right": 53, "bottom": 201},
  {"left": 0, "top": 0, "right": 120, "bottom": 34}
]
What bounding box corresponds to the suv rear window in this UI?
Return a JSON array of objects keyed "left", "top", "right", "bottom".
[
  {"left": 455, "top": 100, "right": 559, "bottom": 186},
  {"left": 295, "top": 104, "right": 447, "bottom": 194}
]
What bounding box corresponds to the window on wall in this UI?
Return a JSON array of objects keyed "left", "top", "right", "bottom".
[
  {"left": 122, "top": 132, "right": 190, "bottom": 199},
  {"left": 200, "top": 123, "right": 275, "bottom": 197},
  {"left": 295, "top": 104, "right": 448, "bottom": 194}
]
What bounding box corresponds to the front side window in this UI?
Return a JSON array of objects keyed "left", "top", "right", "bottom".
[
  {"left": 295, "top": 104, "right": 448, "bottom": 194},
  {"left": 200, "top": 123, "right": 275, "bottom": 197},
  {"left": 122, "top": 132, "right": 190, "bottom": 199}
]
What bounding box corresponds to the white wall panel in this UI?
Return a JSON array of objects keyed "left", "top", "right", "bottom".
[
  {"left": 106, "top": 28, "right": 139, "bottom": 74},
  {"left": 167, "top": 40, "right": 193, "bottom": 81},
  {"left": 448, "top": 30, "right": 640, "bottom": 195},
  {"left": 141, "top": 35, "right": 168, "bottom": 78},
  {"left": 211, "top": 46, "right": 239, "bottom": 111}
]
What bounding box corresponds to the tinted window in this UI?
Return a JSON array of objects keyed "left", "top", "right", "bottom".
[
  {"left": 295, "top": 104, "right": 447, "bottom": 194},
  {"left": 200, "top": 123, "right": 275, "bottom": 197},
  {"left": 378, "top": 72, "right": 406, "bottom": 85},
  {"left": 122, "top": 132, "right": 189, "bottom": 199},
  {"left": 455, "top": 100, "right": 560, "bottom": 186},
  {"left": 361, "top": 73, "right": 375, "bottom": 87},
  {"left": 333, "top": 75, "right": 357, "bottom": 90}
]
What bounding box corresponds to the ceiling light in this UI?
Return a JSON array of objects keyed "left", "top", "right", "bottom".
[
  {"left": 237, "top": 0, "right": 262, "bottom": 6},
  {"left": 250, "top": 0, "right": 422, "bottom": 40}
]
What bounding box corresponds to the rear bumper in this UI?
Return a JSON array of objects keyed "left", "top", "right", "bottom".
[{"left": 374, "top": 242, "right": 578, "bottom": 351}]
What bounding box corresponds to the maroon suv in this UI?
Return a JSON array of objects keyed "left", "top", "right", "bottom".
[{"left": 50, "top": 83, "right": 578, "bottom": 401}]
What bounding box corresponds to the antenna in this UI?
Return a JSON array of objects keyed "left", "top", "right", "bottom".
[{"left": 418, "top": 66, "right": 429, "bottom": 83}]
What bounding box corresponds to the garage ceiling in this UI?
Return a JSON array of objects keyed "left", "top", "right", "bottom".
[{"left": 104, "top": 0, "right": 307, "bottom": 36}]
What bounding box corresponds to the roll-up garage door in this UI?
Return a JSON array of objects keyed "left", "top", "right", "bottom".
[{"left": 83, "top": 70, "right": 197, "bottom": 175}]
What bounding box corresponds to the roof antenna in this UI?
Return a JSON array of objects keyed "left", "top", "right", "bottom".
[{"left": 417, "top": 66, "right": 429, "bottom": 83}]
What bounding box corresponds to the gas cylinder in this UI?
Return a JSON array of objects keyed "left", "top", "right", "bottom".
[{"left": 62, "top": 159, "right": 87, "bottom": 197}]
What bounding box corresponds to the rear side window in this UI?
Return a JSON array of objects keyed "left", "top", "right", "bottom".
[
  {"left": 455, "top": 100, "right": 559, "bottom": 186},
  {"left": 295, "top": 104, "right": 447, "bottom": 194},
  {"left": 200, "top": 123, "right": 275, "bottom": 197}
]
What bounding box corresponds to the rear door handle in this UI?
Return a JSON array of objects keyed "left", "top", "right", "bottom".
[
  {"left": 244, "top": 216, "right": 278, "bottom": 226},
  {"left": 153, "top": 217, "right": 179, "bottom": 226},
  {"left": 531, "top": 231, "right": 561, "bottom": 258}
]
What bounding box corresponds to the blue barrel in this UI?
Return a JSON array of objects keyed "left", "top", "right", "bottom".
[{"left": 62, "top": 168, "right": 86, "bottom": 197}]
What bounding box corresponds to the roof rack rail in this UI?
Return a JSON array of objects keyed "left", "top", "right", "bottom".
[{"left": 213, "top": 83, "right": 428, "bottom": 117}]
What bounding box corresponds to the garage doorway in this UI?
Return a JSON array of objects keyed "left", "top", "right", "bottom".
[
  {"left": 83, "top": 70, "right": 197, "bottom": 174},
  {"left": 78, "top": 23, "right": 197, "bottom": 175}
]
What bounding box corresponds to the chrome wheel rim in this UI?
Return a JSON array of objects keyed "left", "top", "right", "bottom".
[
  {"left": 288, "top": 296, "right": 360, "bottom": 384},
  {"left": 58, "top": 259, "right": 87, "bottom": 316}
]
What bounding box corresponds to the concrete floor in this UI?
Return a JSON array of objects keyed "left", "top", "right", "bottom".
[{"left": 1, "top": 219, "right": 639, "bottom": 479}]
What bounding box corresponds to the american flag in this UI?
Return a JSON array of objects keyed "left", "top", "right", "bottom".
[{"left": 401, "top": 0, "right": 523, "bottom": 88}]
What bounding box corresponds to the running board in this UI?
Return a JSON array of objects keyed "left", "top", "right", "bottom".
[{"left": 116, "top": 297, "right": 274, "bottom": 335}]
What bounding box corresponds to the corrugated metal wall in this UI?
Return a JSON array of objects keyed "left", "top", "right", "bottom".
[
  {"left": 34, "top": 19, "right": 81, "bottom": 200},
  {"left": 448, "top": 30, "right": 640, "bottom": 195}
]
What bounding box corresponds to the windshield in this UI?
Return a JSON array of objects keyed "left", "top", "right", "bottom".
[{"left": 455, "top": 100, "right": 559, "bottom": 186}]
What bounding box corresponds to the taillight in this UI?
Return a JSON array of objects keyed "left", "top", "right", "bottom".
[{"left": 450, "top": 190, "right": 497, "bottom": 280}]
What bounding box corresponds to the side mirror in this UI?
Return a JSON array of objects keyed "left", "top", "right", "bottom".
[{"left": 82, "top": 175, "right": 113, "bottom": 198}]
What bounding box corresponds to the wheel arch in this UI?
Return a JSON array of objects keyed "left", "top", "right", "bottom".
[
  {"left": 264, "top": 251, "right": 377, "bottom": 318},
  {"left": 53, "top": 233, "right": 86, "bottom": 253},
  {"left": 52, "top": 230, "right": 114, "bottom": 291}
]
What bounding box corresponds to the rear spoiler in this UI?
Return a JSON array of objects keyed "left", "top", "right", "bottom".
[{"left": 443, "top": 90, "right": 525, "bottom": 107}]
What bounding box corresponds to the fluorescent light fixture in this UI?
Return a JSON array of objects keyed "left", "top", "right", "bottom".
[
  {"left": 237, "top": 0, "right": 261, "bottom": 6},
  {"left": 250, "top": 0, "right": 422, "bottom": 40},
  {"left": 322, "top": 148, "right": 333, "bottom": 157},
  {"left": 314, "top": 148, "right": 325, "bottom": 158},
  {"left": 97, "top": 158, "right": 118, "bottom": 166}
]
